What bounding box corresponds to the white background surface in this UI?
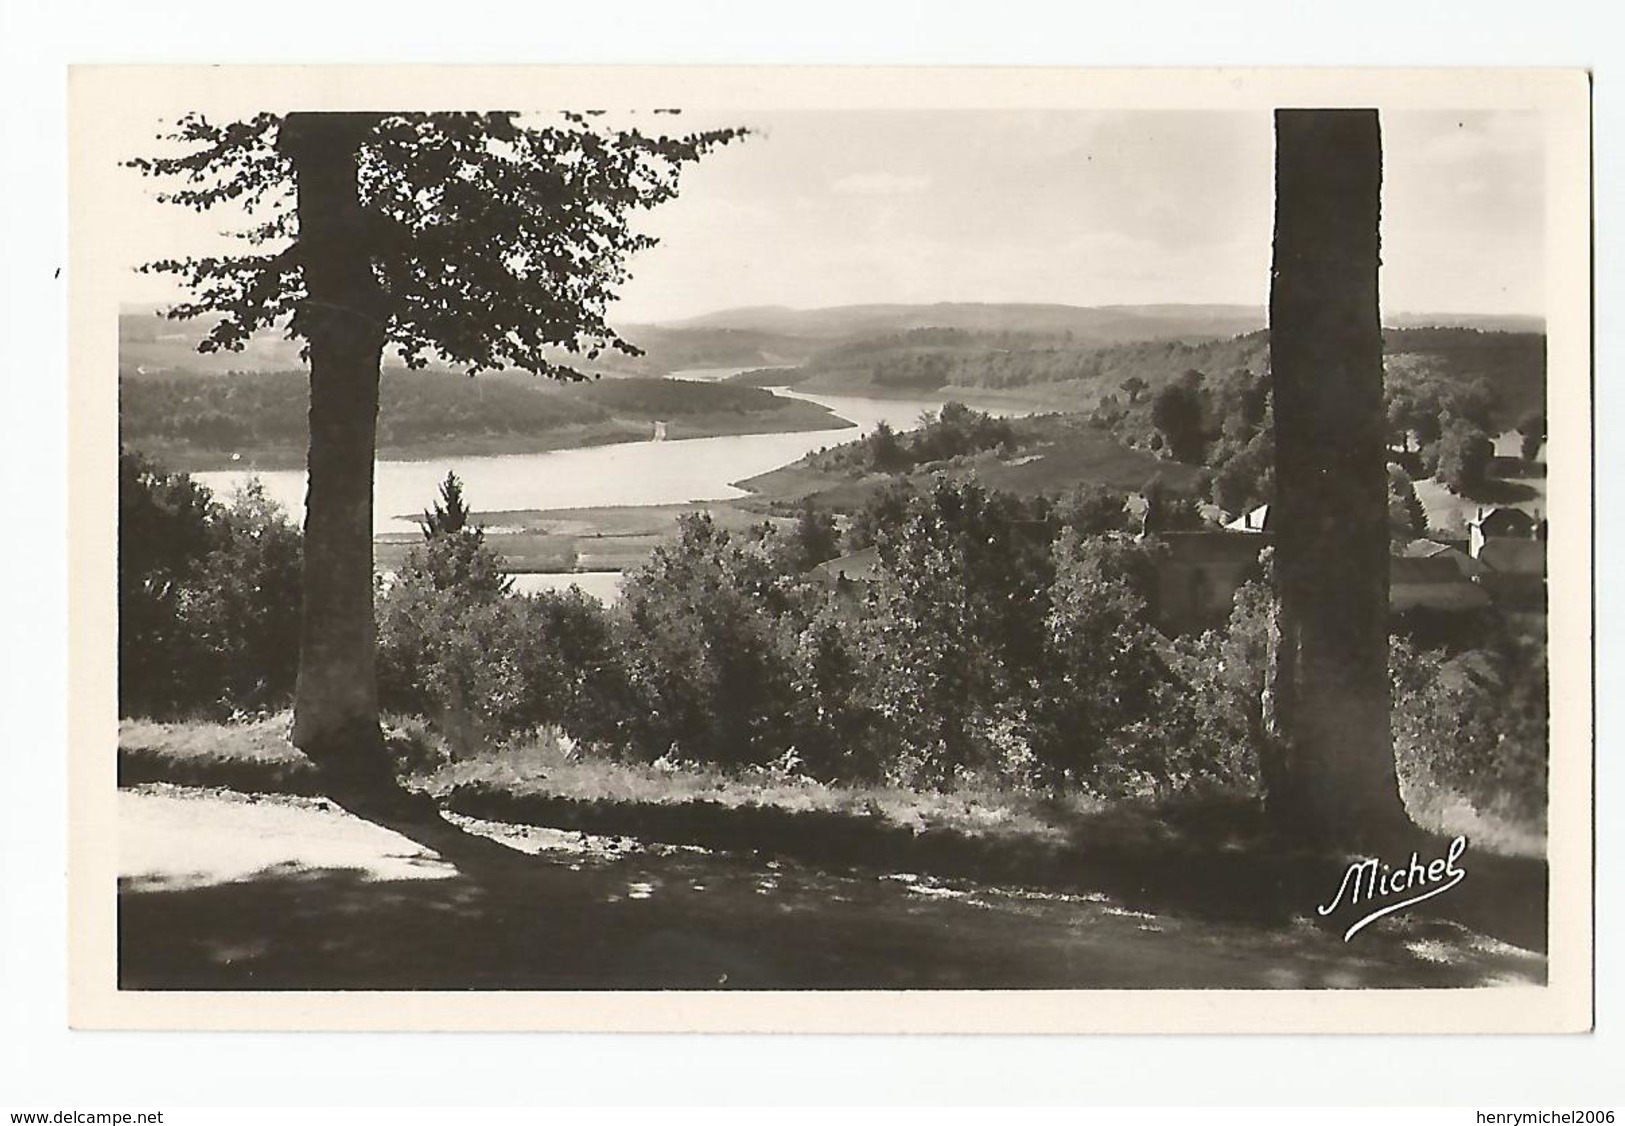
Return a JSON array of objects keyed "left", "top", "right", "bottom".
[{"left": 2, "top": 0, "right": 1620, "bottom": 1108}]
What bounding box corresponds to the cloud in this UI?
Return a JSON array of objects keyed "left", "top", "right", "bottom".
[{"left": 829, "top": 171, "right": 932, "bottom": 196}]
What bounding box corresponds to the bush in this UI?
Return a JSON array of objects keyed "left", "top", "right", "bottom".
[
  {"left": 788, "top": 608, "right": 886, "bottom": 782},
  {"left": 1391, "top": 634, "right": 1547, "bottom": 831},
  {"left": 613, "top": 512, "right": 809, "bottom": 766},
  {"left": 118, "top": 450, "right": 302, "bottom": 718},
  {"left": 377, "top": 479, "right": 642, "bottom": 756},
  {"left": 1028, "top": 531, "right": 1179, "bottom": 791},
  {"left": 858, "top": 479, "right": 1056, "bottom": 786}
]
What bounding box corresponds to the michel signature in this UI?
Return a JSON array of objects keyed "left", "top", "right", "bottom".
[{"left": 1317, "top": 835, "right": 1467, "bottom": 941}]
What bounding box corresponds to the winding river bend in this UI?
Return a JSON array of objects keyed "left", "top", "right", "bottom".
[{"left": 192, "top": 379, "right": 992, "bottom": 537}]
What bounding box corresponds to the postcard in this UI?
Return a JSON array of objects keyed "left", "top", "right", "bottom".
[{"left": 68, "top": 64, "right": 1592, "bottom": 1032}]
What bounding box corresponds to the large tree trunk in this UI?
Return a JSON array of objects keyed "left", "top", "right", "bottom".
[
  {"left": 1263, "top": 109, "right": 1410, "bottom": 845},
  {"left": 278, "top": 113, "right": 404, "bottom": 804}
]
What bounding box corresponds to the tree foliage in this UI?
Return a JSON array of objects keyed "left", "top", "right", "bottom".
[
  {"left": 614, "top": 513, "right": 809, "bottom": 766},
  {"left": 1141, "top": 475, "right": 1205, "bottom": 532},
  {"left": 1387, "top": 463, "right": 1428, "bottom": 541},
  {"left": 861, "top": 479, "right": 1054, "bottom": 784},
  {"left": 1029, "top": 530, "right": 1168, "bottom": 786},
  {"left": 118, "top": 450, "right": 303, "bottom": 718},
  {"left": 1149, "top": 379, "right": 1207, "bottom": 464},
  {"left": 129, "top": 112, "right": 744, "bottom": 377},
  {"left": 377, "top": 478, "right": 632, "bottom": 754},
  {"left": 1434, "top": 416, "right": 1495, "bottom": 496},
  {"left": 131, "top": 109, "right": 743, "bottom": 799},
  {"left": 1517, "top": 409, "right": 1546, "bottom": 464}
]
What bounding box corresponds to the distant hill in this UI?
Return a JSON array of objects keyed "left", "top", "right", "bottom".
[
  {"left": 120, "top": 308, "right": 306, "bottom": 376},
  {"left": 731, "top": 324, "right": 1545, "bottom": 432},
  {"left": 119, "top": 306, "right": 823, "bottom": 381},
  {"left": 1384, "top": 311, "right": 1546, "bottom": 334},
  {"left": 122, "top": 301, "right": 1544, "bottom": 381},
  {"left": 660, "top": 302, "right": 1270, "bottom": 343}
]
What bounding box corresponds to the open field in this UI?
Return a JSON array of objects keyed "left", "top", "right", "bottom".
[
  {"left": 374, "top": 502, "right": 792, "bottom": 575},
  {"left": 735, "top": 413, "right": 1204, "bottom": 515}
]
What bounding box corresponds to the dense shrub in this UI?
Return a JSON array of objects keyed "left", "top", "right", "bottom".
[
  {"left": 859, "top": 479, "right": 1055, "bottom": 786},
  {"left": 118, "top": 449, "right": 302, "bottom": 718},
  {"left": 1027, "top": 530, "right": 1169, "bottom": 789},
  {"left": 613, "top": 513, "right": 810, "bottom": 766},
  {"left": 376, "top": 480, "right": 639, "bottom": 755},
  {"left": 787, "top": 607, "right": 886, "bottom": 781},
  {"left": 1391, "top": 633, "right": 1547, "bottom": 829}
]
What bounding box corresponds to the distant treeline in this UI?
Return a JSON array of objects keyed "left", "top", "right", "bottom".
[{"left": 741, "top": 326, "right": 1545, "bottom": 431}]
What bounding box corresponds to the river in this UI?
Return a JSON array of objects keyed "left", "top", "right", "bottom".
[{"left": 192, "top": 377, "right": 996, "bottom": 538}]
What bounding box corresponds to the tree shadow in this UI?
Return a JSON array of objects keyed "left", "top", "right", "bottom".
[
  {"left": 426, "top": 784, "right": 1548, "bottom": 957},
  {"left": 118, "top": 791, "right": 1546, "bottom": 991},
  {"left": 118, "top": 845, "right": 1542, "bottom": 992},
  {"left": 1050, "top": 801, "right": 1548, "bottom": 957}
]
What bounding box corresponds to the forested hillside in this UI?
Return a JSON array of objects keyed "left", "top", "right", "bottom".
[
  {"left": 120, "top": 369, "right": 846, "bottom": 470},
  {"left": 738, "top": 326, "right": 1545, "bottom": 429}
]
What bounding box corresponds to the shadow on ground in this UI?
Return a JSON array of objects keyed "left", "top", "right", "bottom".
[
  {"left": 445, "top": 784, "right": 1550, "bottom": 955},
  {"left": 119, "top": 790, "right": 1545, "bottom": 991}
]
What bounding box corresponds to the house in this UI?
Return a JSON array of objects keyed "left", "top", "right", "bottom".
[
  {"left": 1467, "top": 506, "right": 1545, "bottom": 574},
  {"left": 1466, "top": 506, "right": 1546, "bottom": 609},
  {"left": 1389, "top": 555, "right": 1493, "bottom": 614},
  {"left": 1150, "top": 532, "right": 1272, "bottom": 634},
  {"left": 1147, "top": 530, "right": 1493, "bottom": 636},
  {"left": 1401, "top": 538, "right": 1490, "bottom": 581}
]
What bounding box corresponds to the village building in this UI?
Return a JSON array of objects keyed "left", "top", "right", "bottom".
[
  {"left": 1389, "top": 555, "right": 1493, "bottom": 613},
  {"left": 1467, "top": 506, "right": 1547, "bottom": 608},
  {"left": 1149, "top": 531, "right": 1271, "bottom": 633},
  {"left": 1401, "top": 537, "right": 1491, "bottom": 581},
  {"left": 1467, "top": 506, "right": 1546, "bottom": 572},
  {"left": 813, "top": 519, "right": 1505, "bottom": 637}
]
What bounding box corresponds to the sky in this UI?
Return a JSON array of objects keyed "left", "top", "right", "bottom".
[{"left": 116, "top": 108, "right": 1546, "bottom": 325}]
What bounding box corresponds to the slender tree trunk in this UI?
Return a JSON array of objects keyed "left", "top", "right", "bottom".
[
  {"left": 1264, "top": 109, "right": 1410, "bottom": 845},
  {"left": 278, "top": 113, "right": 402, "bottom": 801}
]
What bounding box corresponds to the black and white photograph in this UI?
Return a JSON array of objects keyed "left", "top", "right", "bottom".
[{"left": 66, "top": 65, "right": 1591, "bottom": 1032}]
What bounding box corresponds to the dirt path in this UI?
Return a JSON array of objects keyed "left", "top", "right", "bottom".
[{"left": 118, "top": 785, "right": 1546, "bottom": 991}]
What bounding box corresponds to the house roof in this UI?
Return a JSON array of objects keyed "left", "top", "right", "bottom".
[
  {"left": 1401, "top": 538, "right": 1490, "bottom": 577},
  {"left": 1403, "top": 538, "right": 1455, "bottom": 559},
  {"left": 1223, "top": 503, "right": 1272, "bottom": 533},
  {"left": 1469, "top": 506, "right": 1537, "bottom": 536}
]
